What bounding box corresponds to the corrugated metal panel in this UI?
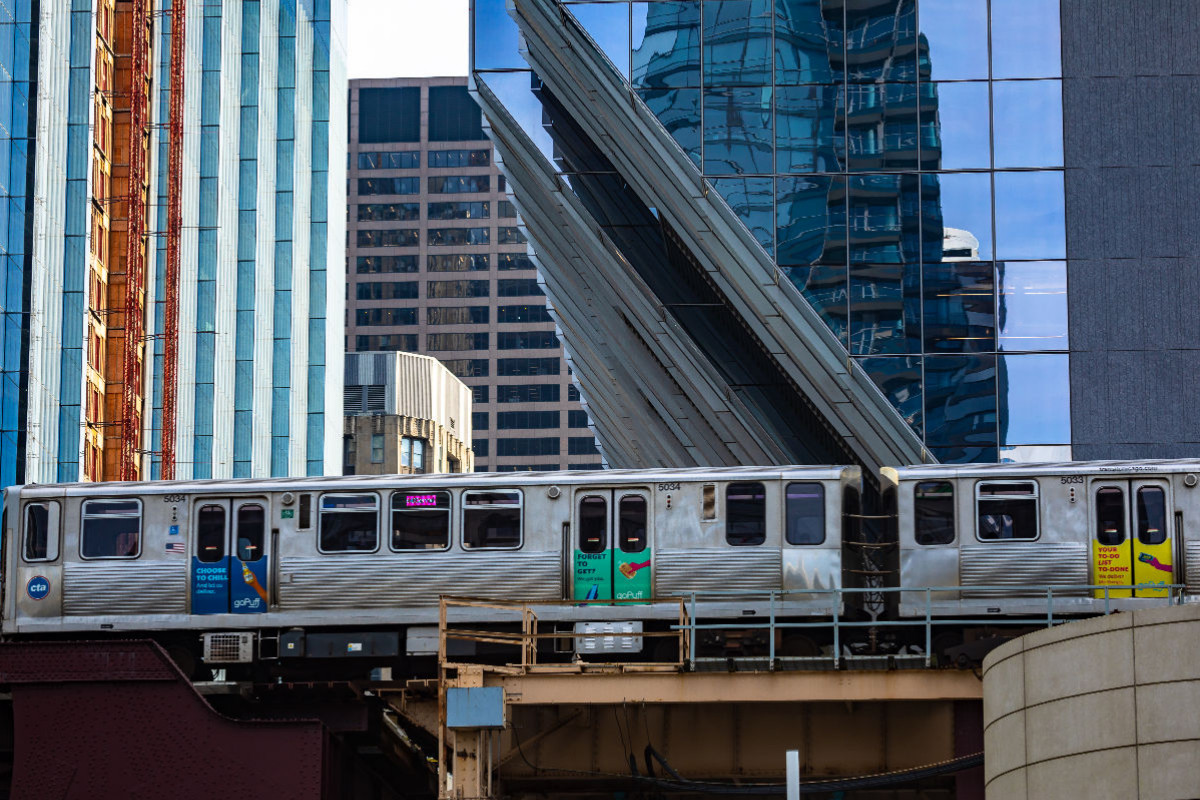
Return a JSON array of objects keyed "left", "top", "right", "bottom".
[
  {"left": 63, "top": 562, "right": 188, "bottom": 615},
  {"left": 344, "top": 351, "right": 474, "bottom": 442},
  {"left": 654, "top": 548, "right": 781, "bottom": 595},
  {"left": 1185, "top": 540, "right": 1200, "bottom": 591},
  {"left": 960, "top": 543, "right": 1089, "bottom": 596},
  {"left": 278, "top": 552, "right": 562, "bottom": 609}
]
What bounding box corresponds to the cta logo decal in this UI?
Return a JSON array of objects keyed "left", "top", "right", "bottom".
[{"left": 26, "top": 576, "right": 50, "bottom": 601}]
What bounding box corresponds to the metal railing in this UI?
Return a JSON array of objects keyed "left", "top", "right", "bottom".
[
  {"left": 680, "top": 583, "right": 1187, "bottom": 670},
  {"left": 437, "top": 595, "right": 692, "bottom": 672}
]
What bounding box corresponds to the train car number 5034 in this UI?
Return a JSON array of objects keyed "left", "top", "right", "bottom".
[{"left": 657, "top": 483, "right": 680, "bottom": 491}]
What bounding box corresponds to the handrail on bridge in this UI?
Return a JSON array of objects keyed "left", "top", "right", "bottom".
[
  {"left": 435, "top": 584, "right": 1186, "bottom": 673},
  {"left": 437, "top": 595, "right": 692, "bottom": 673},
  {"left": 681, "top": 583, "right": 1187, "bottom": 670}
]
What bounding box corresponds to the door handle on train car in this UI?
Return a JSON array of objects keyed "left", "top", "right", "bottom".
[
  {"left": 562, "top": 522, "right": 570, "bottom": 601},
  {"left": 271, "top": 528, "right": 280, "bottom": 608}
]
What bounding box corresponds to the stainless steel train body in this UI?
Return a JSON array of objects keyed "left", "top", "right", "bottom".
[
  {"left": 886, "top": 460, "right": 1200, "bottom": 618},
  {"left": 2, "top": 466, "right": 861, "bottom": 636}
]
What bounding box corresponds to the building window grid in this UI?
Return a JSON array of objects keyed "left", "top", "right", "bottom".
[
  {"left": 347, "top": 84, "right": 602, "bottom": 474},
  {"left": 473, "top": 1, "right": 1068, "bottom": 462}
]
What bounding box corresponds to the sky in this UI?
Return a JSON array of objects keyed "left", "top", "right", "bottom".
[{"left": 347, "top": 0, "right": 470, "bottom": 79}]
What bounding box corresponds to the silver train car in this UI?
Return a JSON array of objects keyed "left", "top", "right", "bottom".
[
  {"left": 885, "top": 460, "right": 1200, "bottom": 618},
  {"left": 2, "top": 466, "right": 861, "bottom": 651}
]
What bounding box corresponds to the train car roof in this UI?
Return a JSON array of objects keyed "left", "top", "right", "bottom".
[
  {"left": 7, "top": 464, "right": 862, "bottom": 498},
  {"left": 884, "top": 459, "right": 1200, "bottom": 483}
]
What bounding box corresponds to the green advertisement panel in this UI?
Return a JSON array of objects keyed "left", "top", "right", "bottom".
[
  {"left": 615, "top": 550, "right": 652, "bottom": 601},
  {"left": 574, "top": 550, "right": 612, "bottom": 601}
]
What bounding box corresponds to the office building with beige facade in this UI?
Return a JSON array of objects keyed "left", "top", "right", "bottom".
[
  {"left": 345, "top": 76, "right": 603, "bottom": 473},
  {"left": 343, "top": 352, "right": 473, "bottom": 475}
]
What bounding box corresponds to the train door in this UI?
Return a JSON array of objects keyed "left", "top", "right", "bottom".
[
  {"left": 190, "top": 498, "right": 270, "bottom": 614},
  {"left": 1090, "top": 479, "right": 1173, "bottom": 598},
  {"left": 571, "top": 489, "right": 652, "bottom": 602}
]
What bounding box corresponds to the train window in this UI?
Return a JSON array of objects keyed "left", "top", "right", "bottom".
[
  {"left": 391, "top": 490, "right": 451, "bottom": 550},
  {"left": 578, "top": 495, "right": 607, "bottom": 554},
  {"left": 23, "top": 503, "right": 57, "bottom": 562},
  {"left": 462, "top": 490, "right": 522, "bottom": 549},
  {"left": 197, "top": 504, "right": 227, "bottom": 563},
  {"left": 702, "top": 484, "right": 716, "bottom": 520},
  {"left": 726, "top": 482, "right": 766, "bottom": 546},
  {"left": 976, "top": 482, "right": 1038, "bottom": 541},
  {"left": 1095, "top": 487, "right": 1125, "bottom": 545},
  {"left": 1137, "top": 487, "right": 1167, "bottom": 545},
  {"left": 785, "top": 483, "right": 825, "bottom": 545},
  {"left": 318, "top": 494, "right": 379, "bottom": 553},
  {"left": 915, "top": 481, "right": 955, "bottom": 545},
  {"left": 619, "top": 496, "right": 648, "bottom": 553},
  {"left": 237, "top": 504, "right": 266, "bottom": 561},
  {"left": 298, "top": 494, "right": 312, "bottom": 529},
  {"left": 80, "top": 499, "right": 142, "bottom": 559}
]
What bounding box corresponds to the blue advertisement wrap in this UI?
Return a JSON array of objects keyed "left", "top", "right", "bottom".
[
  {"left": 232, "top": 559, "right": 269, "bottom": 614},
  {"left": 191, "top": 557, "right": 231, "bottom": 614}
]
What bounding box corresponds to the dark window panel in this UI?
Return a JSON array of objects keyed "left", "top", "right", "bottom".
[
  {"left": 428, "top": 86, "right": 485, "bottom": 141},
  {"left": 357, "top": 202, "right": 420, "bottom": 221},
  {"left": 427, "top": 175, "right": 491, "bottom": 194},
  {"left": 497, "top": 330, "right": 559, "bottom": 349},
  {"left": 427, "top": 306, "right": 490, "bottom": 325},
  {"left": 497, "top": 410, "right": 560, "bottom": 429},
  {"left": 355, "top": 281, "right": 419, "bottom": 301},
  {"left": 775, "top": 84, "right": 844, "bottom": 173},
  {"left": 497, "top": 278, "right": 543, "bottom": 297},
  {"left": 427, "top": 148, "right": 491, "bottom": 168},
  {"left": 427, "top": 332, "right": 489, "bottom": 351},
  {"left": 358, "top": 87, "right": 419, "bottom": 143},
  {"left": 922, "top": 261, "right": 995, "bottom": 354},
  {"left": 774, "top": 0, "right": 843, "bottom": 85},
  {"left": 496, "top": 437, "right": 560, "bottom": 456},
  {"left": 356, "top": 229, "right": 419, "bottom": 248},
  {"left": 633, "top": 1, "right": 701, "bottom": 88},
  {"left": 568, "top": 436, "right": 600, "bottom": 456},
  {"left": 427, "top": 201, "right": 490, "bottom": 220},
  {"left": 355, "top": 308, "right": 418, "bottom": 326},
  {"left": 498, "top": 305, "right": 553, "bottom": 324},
  {"left": 776, "top": 175, "right": 846, "bottom": 267},
  {"left": 497, "top": 384, "right": 561, "bottom": 403},
  {"left": 356, "top": 255, "right": 418, "bottom": 274},
  {"left": 427, "top": 279, "right": 490, "bottom": 298},
  {"left": 428, "top": 227, "right": 490, "bottom": 246},
  {"left": 357, "top": 177, "right": 420, "bottom": 195},
  {"left": 703, "top": 87, "right": 773, "bottom": 175},
  {"left": 855, "top": 355, "right": 922, "bottom": 438},
  {"left": 497, "top": 357, "right": 560, "bottom": 376},
  {"left": 923, "top": 353, "right": 997, "bottom": 456},
  {"left": 497, "top": 253, "right": 534, "bottom": 270},
  {"left": 703, "top": 0, "right": 772, "bottom": 87},
  {"left": 427, "top": 254, "right": 490, "bottom": 271},
  {"left": 355, "top": 334, "right": 419, "bottom": 351},
  {"left": 850, "top": 263, "right": 921, "bottom": 356},
  {"left": 443, "top": 359, "right": 490, "bottom": 377}
]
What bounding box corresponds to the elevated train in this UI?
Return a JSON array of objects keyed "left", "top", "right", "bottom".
[{"left": 3, "top": 461, "right": 1197, "bottom": 672}]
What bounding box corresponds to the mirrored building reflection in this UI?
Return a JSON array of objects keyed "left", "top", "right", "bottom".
[{"left": 473, "top": 0, "right": 1077, "bottom": 466}]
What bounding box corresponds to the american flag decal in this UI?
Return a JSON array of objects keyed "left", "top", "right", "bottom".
[{"left": 165, "top": 541, "right": 186, "bottom": 553}]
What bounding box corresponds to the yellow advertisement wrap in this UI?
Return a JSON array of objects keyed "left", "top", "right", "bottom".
[
  {"left": 1093, "top": 541, "right": 1132, "bottom": 598},
  {"left": 1132, "top": 541, "right": 1172, "bottom": 598}
]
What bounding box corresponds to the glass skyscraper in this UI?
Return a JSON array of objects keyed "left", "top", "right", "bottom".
[
  {"left": 3, "top": 0, "right": 346, "bottom": 485},
  {"left": 471, "top": 0, "right": 1076, "bottom": 467}
]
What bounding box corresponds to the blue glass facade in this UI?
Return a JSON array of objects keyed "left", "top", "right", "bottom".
[
  {"left": 474, "top": 0, "right": 1070, "bottom": 464},
  {"left": 0, "top": 0, "right": 32, "bottom": 487}
]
